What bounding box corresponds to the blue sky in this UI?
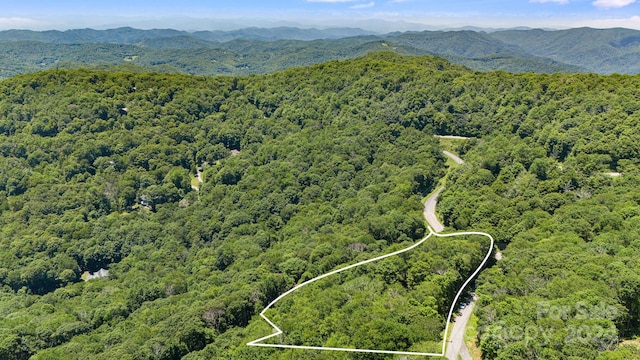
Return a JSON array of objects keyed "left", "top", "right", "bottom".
[{"left": 2, "top": 0, "right": 640, "bottom": 31}]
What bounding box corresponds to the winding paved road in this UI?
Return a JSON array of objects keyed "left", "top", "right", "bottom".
[
  {"left": 426, "top": 149, "right": 475, "bottom": 360},
  {"left": 427, "top": 146, "right": 504, "bottom": 359}
]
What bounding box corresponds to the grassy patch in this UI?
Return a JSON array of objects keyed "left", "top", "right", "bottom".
[
  {"left": 464, "top": 312, "right": 482, "bottom": 360},
  {"left": 437, "top": 138, "right": 467, "bottom": 153}
]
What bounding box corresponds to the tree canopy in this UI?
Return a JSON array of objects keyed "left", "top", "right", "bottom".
[{"left": 0, "top": 52, "right": 639, "bottom": 359}]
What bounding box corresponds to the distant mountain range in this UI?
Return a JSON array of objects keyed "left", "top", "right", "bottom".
[
  {"left": 1, "top": 26, "right": 640, "bottom": 78},
  {"left": 0, "top": 26, "right": 378, "bottom": 44}
]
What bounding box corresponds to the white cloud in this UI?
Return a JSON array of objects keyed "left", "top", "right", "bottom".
[
  {"left": 592, "top": 0, "right": 636, "bottom": 8},
  {"left": 530, "top": 0, "right": 570, "bottom": 4},
  {"left": 351, "top": 1, "right": 375, "bottom": 9}
]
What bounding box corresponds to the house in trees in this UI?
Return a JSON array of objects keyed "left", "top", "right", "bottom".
[{"left": 81, "top": 268, "right": 110, "bottom": 281}]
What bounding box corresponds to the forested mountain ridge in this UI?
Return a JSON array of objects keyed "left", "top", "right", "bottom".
[
  {"left": 384, "top": 30, "right": 584, "bottom": 74},
  {"left": 0, "top": 30, "right": 580, "bottom": 80},
  {"left": 5, "top": 25, "right": 640, "bottom": 76},
  {"left": 15, "top": 26, "right": 640, "bottom": 79},
  {"left": 0, "top": 52, "right": 640, "bottom": 359},
  {"left": 490, "top": 27, "right": 640, "bottom": 74}
]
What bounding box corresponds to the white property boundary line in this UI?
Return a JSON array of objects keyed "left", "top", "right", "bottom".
[{"left": 247, "top": 226, "right": 495, "bottom": 357}]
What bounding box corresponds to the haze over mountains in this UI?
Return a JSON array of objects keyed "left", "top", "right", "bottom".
[
  {"left": 1, "top": 26, "right": 640, "bottom": 78},
  {"left": 0, "top": 27, "right": 378, "bottom": 43}
]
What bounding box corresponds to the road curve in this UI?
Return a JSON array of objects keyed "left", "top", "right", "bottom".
[
  {"left": 423, "top": 150, "right": 465, "bottom": 233},
  {"left": 443, "top": 150, "right": 464, "bottom": 165},
  {"left": 424, "top": 187, "right": 445, "bottom": 233},
  {"left": 422, "top": 150, "right": 465, "bottom": 242}
]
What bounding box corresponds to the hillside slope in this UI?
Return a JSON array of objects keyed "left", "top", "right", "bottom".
[
  {"left": 0, "top": 53, "right": 639, "bottom": 359},
  {"left": 490, "top": 27, "right": 640, "bottom": 73}
]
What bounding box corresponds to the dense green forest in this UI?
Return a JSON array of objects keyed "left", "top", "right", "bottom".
[
  {"left": 491, "top": 27, "right": 640, "bottom": 74},
  {"left": 1, "top": 52, "right": 640, "bottom": 359}
]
